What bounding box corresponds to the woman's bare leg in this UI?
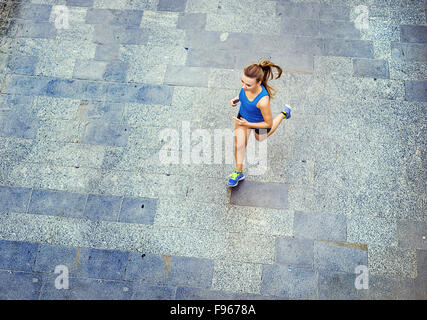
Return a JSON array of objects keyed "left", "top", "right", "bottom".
[
  {"left": 234, "top": 124, "right": 251, "bottom": 172},
  {"left": 254, "top": 113, "right": 286, "bottom": 142}
]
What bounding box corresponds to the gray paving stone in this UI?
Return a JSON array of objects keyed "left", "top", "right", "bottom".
[
  {"left": 318, "top": 270, "right": 359, "bottom": 300},
  {"left": 85, "top": 8, "right": 143, "bottom": 26},
  {"left": 131, "top": 283, "right": 175, "bottom": 300},
  {"left": 164, "top": 65, "right": 210, "bottom": 87},
  {"left": 84, "top": 193, "right": 122, "bottom": 222},
  {"left": 0, "top": 185, "right": 31, "bottom": 214},
  {"left": 34, "top": 243, "right": 79, "bottom": 274},
  {"left": 322, "top": 38, "right": 374, "bottom": 58},
  {"left": 118, "top": 196, "right": 157, "bottom": 225},
  {"left": 281, "top": 18, "right": 319, "bottom": 37},
  {"left": 356, "top": 274, "right": 416, "bottom": 300},
  {"left": 353, "top": 58, "right": 390, "bottom": 78},
  {"left": 0, "top": 239, "right": 38, "bottom": 272},
  {"left": 186, "top": 48, "right": 236, "bottom": 69},
  {"left": 158, "top": 0, "right": 187, "bottom": 12},
  {"left": 168, "top": 256, "right": 214, "bottom": 289},
  {"left": 400, "top": 25, "right": 427, "bottom": 44},
  {"left": 314, "top": 241, "right": 367, "bottom": 273},
  {"left": 177, "top": 13, "right": 206, "bottom": 30},
  {"left": 73, "top": 59, "right": 108, "bottom": 80},
  {"left": 77, "top": 247, "right": 129, "bottom": 280},
  {"left": 405, "top": 80, "right": 427, "bottom": 102},
  {"left": 28, "top": 188, "right": 87, "bottom": 218},
  {"left": 275, "top": 237, "right": 313, "bottom": 268},
  {"left": 175, "top": 287, "right": 238, "bottom": 300},
  {"left": 392, "top": 42, "right": 427, "bottom": 62},
  {"left": 0, "top": 270, "right": 43, "bottom": 300},
  {"left": 415, "top": 250, "right": 427, "bottom": 299},
  {"left": 293, "top": 211, "right": 347, "bottom": 242},
  {"left": 229, "top": 181, "right": 288, "bottom": 210},
  {"left": 66, "top": 0, "right": 94, "bottom": 7},
  {"left": 276, "top": 1, "right": 320, "bottom": 20},
  {"left": 397, "top": 220, "right": 427, "bottom": 249},
  {"left": 80, "top": 120, "right": 129, "bottom": 147},
  {"left": 319, "top": 20, "right": 360, "bottom": 39},
  {"left": 318, "top": 4, "right": 350, "bottom": 20},
  {"left": 125, "top": 252, "right": 168, "bottom": 284},
  {"left": 94, "top": 44, "right": 120, "bottom": 61},
  {"left": 39, "top": 274, "right": 132, "bottom": 299},
  {"left": 261, "top": 264, "right": 317, "bottom": 299}
]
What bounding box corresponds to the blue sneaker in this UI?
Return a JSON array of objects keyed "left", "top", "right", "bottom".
[
  {"left": 227, "top": 170, "right": 245, "bottom": 187},
  {"left": 281, "top": 105, "right": 291, "bottom": 119}
]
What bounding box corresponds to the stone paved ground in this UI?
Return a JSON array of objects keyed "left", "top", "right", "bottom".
[{"left": 0, "top": 0, "right": 426, "bottom": 300}]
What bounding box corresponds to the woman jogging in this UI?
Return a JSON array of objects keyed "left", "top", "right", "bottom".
[{"left": 227, "top": 60, "right": 291, "bottom": 187}]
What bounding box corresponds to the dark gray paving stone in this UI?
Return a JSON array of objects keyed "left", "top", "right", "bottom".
[
  {"left": 175, "top": 287, "right": 238, "bottom": 300},
  {"left": 177, "top": 13, "right": 206, "bottom": 30},
  {"left": 392, "top": 42, "right": 427, "bottom": 62},
  {"left": 39, "top": 274, "right": 132, "bottom": 299},
  {"left": 186, "top": 48, "right": 236, "bottom": 69},
  {"left": 319, "top": 20, "right": 360, "bottom": 39},
  {"left": 66, "top": 0, "right": 94, "bottom": 7},
  {"left": 400, "top": 25, "right": 427, "bottom": 44},
  {"left": 28, "top": 189, "right": 87, "bottom": 218},
  {"left": 77, "top": 248, "right": 129, "bottom": 281},
  {"left": 261, "top": 264, "right": 317, "bottom": 299},
  {"left": 80, "top": 120, "right": 129, "bottom": 147},
  {"left": 125, "top": 252, "right": 168, "bottom": 284},
  {"left": 397, "top": 220, "right": 427, "bottom": 249},
  {"left": 293, "top": 211, "right": 347, "bottom": 242},
  {"left": 103, "top": 61, "right": 128, "bottom": 82},
  {"left": 7, "top": 20, "right": 57, "bottom": 39},
  {"left": 275, "top": 237, "right": 313, "bottom": 268},
  {"left": 0, "top": 111, "right": 41, "bottom": 139},
  {"left": 0, "top": 270, "right": 42, "bottom": 299},
  {"left": 314, "top": 241, "right": 367, "bottom": 273},
  {"left": 4, "top": 75, "right": 48, "bottom": 96},
  {"left": 322, "top": 38, "right": 374, "bottom": 58},
  {"left": 281, "top": 18, "right": 319, "bottom": 37},
  {"left": 135, "top": 84, "right": 174, "bottom": 105},
  {"left": 230, "top": 181, "right": 288, "bottom": 210},
  {"left": 6, "top": 55, "right": 38, "bottom": 75},
  {"left": 318, "top": 270, "right": 358, "bottom": 300},
  {"left": 86, "top": 9, "right": 143, "bottom": 26},
  {"left": 84, "top": 193, "right": 122, "bottom": 222},
  {"left": 0, "top": 185, "right": 31, "bottom": 213},
  {"left": 319, "top": 4, "right": 350, "bottom": 20},
  {"left": 34, "top": 244, "right": 78, "bottom": 274},
  {"left": 93, "top": 25, "right": 149, "bottom": 45},
  {"left": 158, "top": 0, "right": 187, "bottom": 12},
  {"left": 353, "top": 58, "right": 389, "bottom": 78},
  {"left": 103, "top": 82, "right": 139, "bottom": 102},
  {"left": 95, "top": 44, "right": 120, "bottom": 61},
  {"left": 356, "top": 274, "right": 416, "bottom": 300},
  {"left": 405, "top": 80, "right": 427, "bottom": 102},
  {"left": 77, "top": 101, "right": 124, "bottom": 123},
  {"left": 415, "top": 250, "right": 427, "bottom": 299},
  {"left": 0, "top": 240, "right": 38, "bottom": 272},
  {"left": 10, "top": 3, "right": 52, "bottom": 21},
  {"left": 164, "top": 65, "right": 210, "bottom": 87},
  {"left": 132, "top": 283, "right": 175, "bottom": 300},
  {"left": 118, "top": 196, "right": 157, "bottom": 225},
  {"left": 168, "top": 256, "right": 214, "bottom": 289},
  {"left": 276, "top": 1, "right": 320, "bottom": 20}
]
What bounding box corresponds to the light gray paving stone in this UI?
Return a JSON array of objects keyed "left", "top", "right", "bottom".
[
  {"left": 389, "top": 60, "right": 427, "bottom": 81},
  {"left": 368, "top": 245, "right": 417, "bottom": 278},
  {"left": 347, "top": 215, "right": 397, "bottom": 246},
  {"left": 164, "top": 66, "right": 210, "bottom": 87},
  {"left": 353, "top": 58, "right": 389, "bottom": 79},
  {"left": 397, "top": 220, "right": 427, "bottom": 249},
  {"left": 294, "top": 211, "right": 347, "bottom": 242},
  {"left": 313, "top": 56, "right": 353, "bottom": 76},
  {"left": 224, "top": 232, "right": 276, "bottom": 264},
  {"left": 314, "top": 241, "right": 368, "bottom": 273},
  {"left": 356, "top": 274, "right": 416, "bottom": 300},
  {"left": 211, "top": 260, "right": 262, "bottom": 294}
]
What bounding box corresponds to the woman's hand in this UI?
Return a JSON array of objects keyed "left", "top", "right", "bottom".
[
  {"left": 230, "top": 97, "right": 239, "bottom": 106},
  {"left": 233, "top": 116, "right": 249, "bottom": 126}
]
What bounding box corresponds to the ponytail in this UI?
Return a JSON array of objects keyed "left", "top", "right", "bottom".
[{"left": 243, "top": 60, "right": 282, "bottom": 100}]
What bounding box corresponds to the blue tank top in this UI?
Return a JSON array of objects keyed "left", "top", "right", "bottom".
[{"left": 238, "top": 84, "right": 269, "bottom": 123}]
